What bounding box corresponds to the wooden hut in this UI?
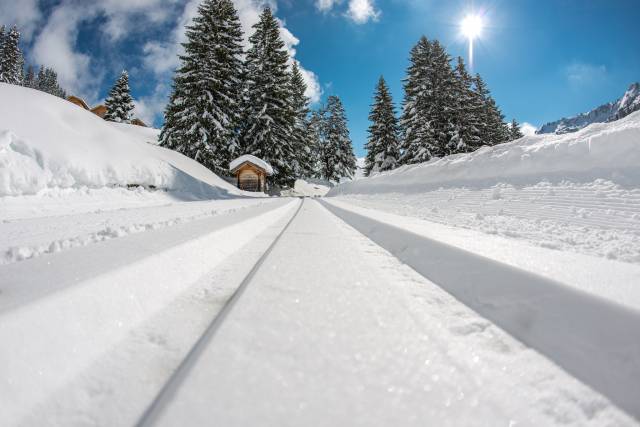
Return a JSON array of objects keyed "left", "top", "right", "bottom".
[{"left": 229, "top": 155, "right": 274, "bottom": 193}]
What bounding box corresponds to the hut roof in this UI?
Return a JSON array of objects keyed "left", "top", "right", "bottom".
[
  {"left": 67, "top": 96, "right": 90, "bottom": 110},
  {"left": 229, "top": 155, "right": 274, "bottom": 175},
  {"left": 90, "top": 105, "right": 107, "bottom": 118}
]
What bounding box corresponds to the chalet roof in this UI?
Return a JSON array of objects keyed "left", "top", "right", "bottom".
[
  {"left": 229, "top": 155, "right": 274, "bottom": 175},
  {"left": 67, "top": 95, "right": 90, "bottom": 110},
  {"left": 91, "top": 104, "right": 107, "bottom": 118}
]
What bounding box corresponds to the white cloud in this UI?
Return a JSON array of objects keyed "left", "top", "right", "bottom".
[
  {"left": 565, "top": 62, "right": 607, "bottom": 87},
  {"left": 30, "top": 4, "right": 95, "bottom": 98},
  {"left": 0, "top": 0, "right": 42, "bottom": 40},
  {"left": 520, "top": 122, "right": 537, "bottom": 136},
  {"left": 346, "top": 0, "right": 380, "bottom": 24},
  {"left": 134, "top": 82, "right": 171, "bottom": 126},
  {"left": 315, "top": 0, "right": 342, "bottom": 12}
]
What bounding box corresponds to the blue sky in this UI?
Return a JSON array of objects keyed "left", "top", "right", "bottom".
[{"left": 2, "top": 0, "right": 639, "bottom": 157}]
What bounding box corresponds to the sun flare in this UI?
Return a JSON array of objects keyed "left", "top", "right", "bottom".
[{"left": 461, "top": 14, "right": 483, "bottom": 40}]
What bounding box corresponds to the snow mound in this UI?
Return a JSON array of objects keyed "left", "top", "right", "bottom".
[
  {"left": 0, "top": 83, "right": 244, "bottom": 198},
  {"left": 229, "top": 154, "right": 274, "bottom": 175},
  {"left": 280, "top": 178, "right": 332, "bottom": 197},
  {"left": 330, "top": 110, "right": 640, "bottom": 196}
]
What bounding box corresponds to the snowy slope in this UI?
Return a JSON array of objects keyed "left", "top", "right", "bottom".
[
  {"left": 538, "top": 82, "right": 640, "bottom": 134},
  {"left": 328, "top": 111, "right": 640, "bottom": 264},
  {"left": 0, "top": 83, "right": 245, "bottom": 199}
]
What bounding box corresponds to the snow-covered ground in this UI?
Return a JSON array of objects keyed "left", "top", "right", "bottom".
[
  {"left": 2, "top": 83, "right": 640, "bottom": 425},
  {"left": 329, "top": 111, "right": 640, "bottom": 264}
]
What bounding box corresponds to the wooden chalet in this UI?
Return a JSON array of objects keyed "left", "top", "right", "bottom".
[
  {"left": 66, "top": 96, "right": 147, "bottom": 127},
  {"left": 229, "top": 155, "right": 274, "bottom": 193}
]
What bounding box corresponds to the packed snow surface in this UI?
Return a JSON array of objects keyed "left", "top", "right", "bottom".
[
  {"left": 329, "top": 110, "right": 640, "bottom": 264},
  {"left": 0, "top": 83, "right": 246, "bottom": 198},
  {"left": 229, "top": 154, "right": 274, "bottom": 175},
  {"left": 151, "top": 200, "right": 635, "bottom": 427}
]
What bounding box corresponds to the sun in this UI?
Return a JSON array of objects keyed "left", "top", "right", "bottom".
[{"left": 461, "top": 14, "right": 483, "bottom": 40}]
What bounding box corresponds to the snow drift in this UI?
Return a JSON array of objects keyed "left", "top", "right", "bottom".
[
  {"left": 0, "top": 83, "right": 244, "bottom": 198},
  {"left": 330, "top": 110, "right": 640, "bottom": 196}
]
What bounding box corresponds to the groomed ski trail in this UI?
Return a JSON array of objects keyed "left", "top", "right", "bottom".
[{"left": 140, "top": 199, "right": 635, "bottom": 427}]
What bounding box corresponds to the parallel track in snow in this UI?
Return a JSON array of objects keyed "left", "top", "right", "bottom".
[{"left": 135, "top": 198, "right": 305, "bottom": 427}]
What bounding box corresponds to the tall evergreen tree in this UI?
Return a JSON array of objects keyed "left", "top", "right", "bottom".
[
  {"left": 23, "top": 65, "right": 36, "bottom": 88},
  {"left": 0, "top": 25, "right": 5, "bottom": 60},
  {"left": 104, "top": 70, "right": 134, "bottom": 123},
  {"left": 509, "top": 118, "right": 524, "bottom": 141},
  {"left": 322, "top": 95, "right": 356, "bottom": 181},
  {"left": 450, "top": 57, "right": 483, "bottom": 153},
  {"left": 289, "top": 61, "right": 315, "bottom": 177},
  {"left": 400, "top": 37, "right": 437, "bottom": 164},
  {"left": 364, "top": 76, "right": 400, "bottom": 175},
  {"left": 241, "top": 7, "right": 296, "bottom": 186},
  {"left": 473, "top": 74, "right": 509, "bottom": 145},
  {"left": 160, "top": 0, "right": 244, "bottom": 175},
  {"left": 35, "top": 66, "right": 67, "bottom": 98},
  {"left": 0, "top": 26, "right": 23, "bottom": 85}
]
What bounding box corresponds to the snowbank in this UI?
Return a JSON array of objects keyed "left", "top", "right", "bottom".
[
  {"left": 0, "top": 83, "right": 245, "bottom": 198},
  {"left": 329, "top": 110, "right": 640, "bottom": 196}
]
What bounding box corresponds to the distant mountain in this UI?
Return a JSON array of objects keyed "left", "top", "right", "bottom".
[{"left": 537, "top": 83, "right": 640, "bottom": 134}]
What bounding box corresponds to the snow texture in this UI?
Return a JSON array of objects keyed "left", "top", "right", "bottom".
[
  {"left": 329, "top": 111, "right": 640, "bottom": 264},
  {"left": 0, "top": 83, "right": 245, "bottom": 198}
]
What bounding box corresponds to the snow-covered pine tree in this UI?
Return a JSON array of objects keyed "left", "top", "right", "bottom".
[
  {"left": 307, "top": 109, "right": 325, "bottom": 178},
  {"left": 23, "top": 65, "right": 35, "bottom": 88},
  {"left": 400, "top": 36, "right": 437, "bottom": 165},
  {"left": 104, "top": 70, "right": 134, "bottom": 124},
  {"left": 450, "top": 57, "right": 483, "bottom": 153},
  {"left": 289, "top": 61, "right": 315, "bottom": 178},
  {"left": 0, "top": 25, "right": 5, "bottom": 60},
  {"left": 160, "top": 0, "right": 244, "bottom": 175},
  {"left": 427, "top": 40, "right": 461, "bottom": 157},
  {"left": 241, "top": 7, "right": 296, "bottom": 186},
  {"left": 509, "top": 119, "right": 524, "bottom": 141},
  {"left": 0, "top": 26, "right": 23, "bottom": 85},
  {"left": 473, "top": 73, "right": 509, "bottom": 145},
  {"left": 364, "top": 76, "right": 400, "bottom": 176},
  {"left": 323, "top": 95, "right": 356, "bottom": 181}
]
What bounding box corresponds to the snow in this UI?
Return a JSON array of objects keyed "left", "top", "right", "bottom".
[
  {"left": 0, "top": 200, "right": 298, "bottom": 426},
  {"left": 329, "top": 110, "right": 640, "bottom": 264},
  {"left": 149, "top": 200, "right": 635, "bottom": 427},
  {"left": 322, "top": 199, "right": 640, "bottom": 419},
  {"left": 0, "top": 83, "right": 247, "bottom": 198},
  {"left": 538, "top": 82, "right": 640, "bottom": 134},
  {"left": 229, "top": 154, "right": 274, "bottom": 175},
  {"left": 280, "top": 178, "right": 332, "bottom": 197}
]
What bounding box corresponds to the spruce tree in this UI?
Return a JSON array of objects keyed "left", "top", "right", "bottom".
[
  {"left": 323, "top": 95, "right": 356, "bottom": 181},
  {"left": 364, "top": 76, "right": 400, "bottom": 175},
  {"left": 400, "top": 37, "right": 437, "bottom": 165},
  {"left": 473, "top": 74, "right": 509, "bottom": 145},
  {"left": 0, "top": 25, "right": 5, "bottom": 60},
  {"left": 450, "top": 57, "right": 483, "bottom": 153},
  {"left": 23, "top": 65, "right": 35, "bottom": 88},
  {"left": 160, "top": 0, "right": 244, "bottom": 175},
  {"left": 104, "top": 70, "right": 134, "bottom": 124},
  {"left": 509, "top": 119, "right": 524, "bottom": 141},
  {"left": 289, "top": 61, "right": 315, "bottom": 178},
  {"left": 0, "top": 26, "right": 23, "bottom": 85},
  {"left": 241, "top": 7, "right": 296, "bottom": 186}
]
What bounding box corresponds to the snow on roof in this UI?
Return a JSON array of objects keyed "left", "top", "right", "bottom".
[{"left": 229, "top": 154, "right": 274, "bottom": 175}]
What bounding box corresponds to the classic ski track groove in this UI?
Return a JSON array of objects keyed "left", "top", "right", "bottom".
[{"left": 135, "top": 198, "right": 305, "bottom": 427}]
